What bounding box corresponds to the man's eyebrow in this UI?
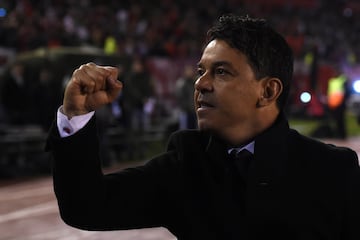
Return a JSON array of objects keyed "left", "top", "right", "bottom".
[
  {"left": 213, "top": 61, "right": 234, "bottom": 68},
  {"left": 197, "top": 61, "right": 234, "bottom": 68}
]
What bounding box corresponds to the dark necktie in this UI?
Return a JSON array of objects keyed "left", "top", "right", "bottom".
[
  {"left": 227, "top": 148, "right": 253, "bottom": 197},
  {"left": 229, "top": 149, "right": 253, "bottom": 180},
  {"left": 225, "top": 149, "right": 253, "bottom": 239}
]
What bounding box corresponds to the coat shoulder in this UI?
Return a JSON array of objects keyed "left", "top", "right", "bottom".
[
  {"left": 288, "top": 129, "right": 359, "bottom": 168},
  {"left": 166, "top": 129, "right": 210, "bottom": 151}
]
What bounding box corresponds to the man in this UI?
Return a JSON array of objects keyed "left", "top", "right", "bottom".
[
  {"left": 327, "top": 67, "right": 351, "bottom": 139},
  {"left": 1, "top": 62, "right": 29, "bottom": 124},
  {"left": 47, "top": 14, "right": 360, "bottom": 239},
  {"left": 175, "top": 64, "right": 197, "bottom": 130}
]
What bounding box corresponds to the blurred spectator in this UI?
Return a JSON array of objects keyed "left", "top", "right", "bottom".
[
  {"left": 175, "top": 64, "right": 197, "bottom": 130},
  {"left": 116, "top": 57, "right": 156, "bottom": 160},
  {"left": 0, "top": 62, "right": 30, "bottom": 125},
  {"left": 29, "top": 67, "right": 60, "bottom": 131},
  {"left": 326, "top": 66, "right": 351, "bottom": 139},
  {"left": 122, "top": 57, "right": 155, "bottom": 132}
]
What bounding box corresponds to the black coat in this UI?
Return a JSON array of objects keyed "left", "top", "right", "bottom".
[{"left": 47, "top": 113, "right": 360, "bottom": 240}]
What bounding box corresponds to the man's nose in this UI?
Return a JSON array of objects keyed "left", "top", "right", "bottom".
[{"left": 194, "top": 73, "right": 213, "bottom": 92}]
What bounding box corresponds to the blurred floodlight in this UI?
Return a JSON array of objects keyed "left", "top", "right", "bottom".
[
  {"left": 353, "top": 80, "right": 360, "bottom": 93},
  {"left": 0, "top": 8, "right": 6, "bottom": 17},
  {"left": 300, "top": 91, "right": 311, "bottom": 103}
]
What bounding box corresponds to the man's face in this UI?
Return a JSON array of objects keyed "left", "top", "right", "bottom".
[{"left": 194, "top": 39, "right": 264, "bottom": 142}]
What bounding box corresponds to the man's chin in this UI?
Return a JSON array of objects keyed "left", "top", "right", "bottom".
[{"left": 197, "top": 120, "right": 215, "bottom": 132}]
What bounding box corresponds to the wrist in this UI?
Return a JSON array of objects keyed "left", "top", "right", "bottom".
[{"left": 61, "top": 106, "right": 89, "bottom": 120}]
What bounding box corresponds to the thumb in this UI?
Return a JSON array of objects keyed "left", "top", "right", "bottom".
[
  {"left": 103, "top": 66, "right": 123, "bottom": 101},
  {"left": 104, "top": 66, "right": 119, "bottom": 82},
  {"left": 106, "top": 77, "right": 123, "bottom": 102}
]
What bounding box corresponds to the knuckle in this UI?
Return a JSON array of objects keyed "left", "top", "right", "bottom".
[
  {"left": 79, "top": 63, "right": 88, "bottom": 70},
  {"left": 89, "top": 80, "right": 96, "bottom": 87},
  {"left": 73, "top": 68, "right": 80, "bottom": 75},
  {"left": 112, "top": 67, "right": 119, "bottom": 75},
  {"left": 72, "top": 68, "right": 83, "bottom": 79},
  {"left": 95, "top": 75, "right": 103, "bottom": 83}
]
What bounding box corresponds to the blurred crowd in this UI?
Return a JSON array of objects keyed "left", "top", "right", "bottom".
[{"left": 1, "top": 0, "right": 359, "bottom": 61}]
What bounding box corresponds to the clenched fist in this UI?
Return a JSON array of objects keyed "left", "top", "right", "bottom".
[{"left": 62, "top": 62, "right": 123, "bottom": 118}]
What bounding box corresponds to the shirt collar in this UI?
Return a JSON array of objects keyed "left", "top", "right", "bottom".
[{"left": 227, "top": 141, "right": 255, "bottom": 155}]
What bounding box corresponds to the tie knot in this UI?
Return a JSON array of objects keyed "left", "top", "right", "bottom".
[
  {"left": 229, "top": 149, "right": 253, "bottom": 178},
  {"left": 230, "top": 149, "right": 252, "bottom": 161}
]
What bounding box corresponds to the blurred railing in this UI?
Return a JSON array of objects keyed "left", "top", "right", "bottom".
[{"left": 0, "top": 125, "right": 49, "bottom": 177}]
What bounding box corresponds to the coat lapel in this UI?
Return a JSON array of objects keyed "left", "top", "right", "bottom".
[
  {"left": 251, "top": 112, "right": 290, "bottom": 185},
  {"left": 245, "top": 112, "right": 293, "bottom": 233}
]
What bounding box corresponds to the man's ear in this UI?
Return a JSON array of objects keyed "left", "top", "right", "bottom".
[{"left": 257, "top": 77, "right": 283, "bottom": 107}]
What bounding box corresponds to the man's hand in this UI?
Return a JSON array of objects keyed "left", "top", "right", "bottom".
[{"left": 63, "top": 62, "right": 123, "bottom": 118}]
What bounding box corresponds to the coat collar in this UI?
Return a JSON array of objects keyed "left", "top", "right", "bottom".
[
  {"left": 251, "top": 112, "right": 290, "bottom": 184},
  {"left": 204, "top": 112, "right": 291, "bottom": 182}
]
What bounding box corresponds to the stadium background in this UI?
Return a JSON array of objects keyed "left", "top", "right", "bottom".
[{"left": 1, "top": 1, "right": 360, "bottom": 239}]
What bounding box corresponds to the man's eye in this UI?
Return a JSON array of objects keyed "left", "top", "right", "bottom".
[
  {"left": 197, "top": 69, "right": 205, "bottom": 76},
  {"left": 215, "top": 68, "right": 227, "bottom": 75}
]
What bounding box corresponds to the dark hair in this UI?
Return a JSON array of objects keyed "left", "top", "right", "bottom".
[{"left": 207, "top": 14, "right": 294, "bottom": 109}]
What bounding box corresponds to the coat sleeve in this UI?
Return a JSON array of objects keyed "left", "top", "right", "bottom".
[
  {"left": 341, "top": 150, "right": 360, "bottom": 240},
  {"left": 47, "top": 116, "right": 182, "bottom": 231}
]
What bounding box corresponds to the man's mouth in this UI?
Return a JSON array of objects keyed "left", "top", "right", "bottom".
[{"left": 197, "top": 100, "right": 214, "bottom": 109}]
